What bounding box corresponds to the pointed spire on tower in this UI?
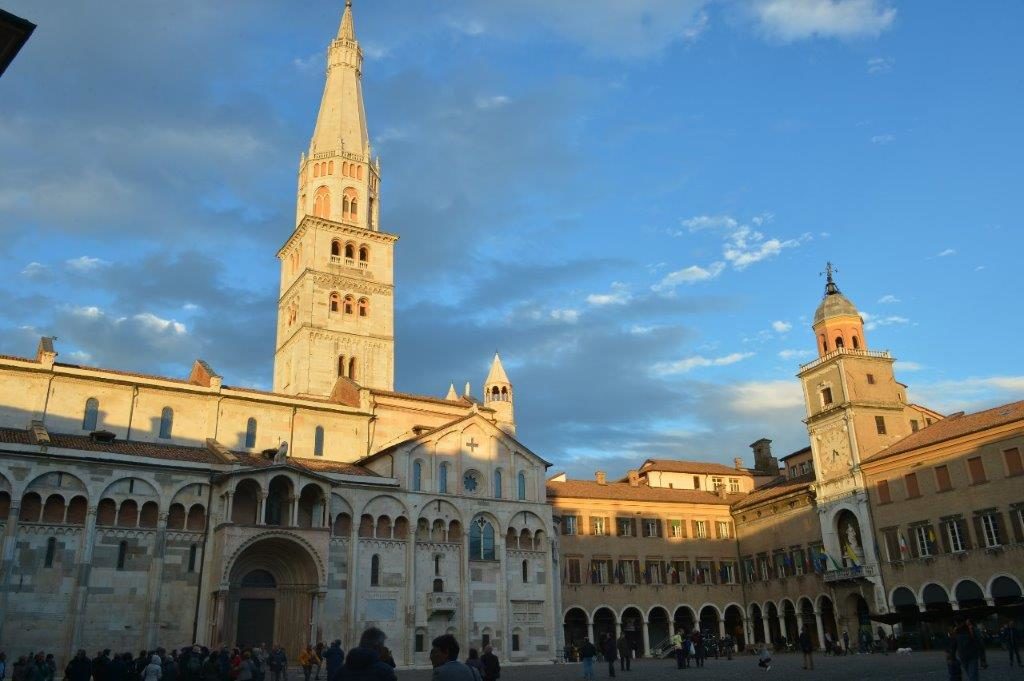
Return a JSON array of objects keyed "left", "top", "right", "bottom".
[
  {"left": 338, "top": 0, "right": 356, "bottom": 41},
  {"left": 485, "top": 352, "right": 510, "bottom": 385},
  {"left": 445, "top": 382, "right": 458, "bottom": 401},
  {"left": 821, "top": 261, "right": 841, "bottom": 296}
]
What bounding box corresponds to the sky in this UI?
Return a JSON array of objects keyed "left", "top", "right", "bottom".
[{"left": 1, "top": 0, "right": 1022, "bottom": 479}]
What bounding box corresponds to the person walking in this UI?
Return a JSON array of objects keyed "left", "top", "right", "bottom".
[
  {"left": 670, "top": 631, "right": 684, "bottom": 670},
  {"left": 841, "top": 630, "right": 850, "bottom": 656},
  {"left": 600, "top": 635, "right": 616, "bottom": 678},
  {"left": 299, "top": 646, "right": 317, "bottom": 681},
  {"left": 322, "top": 642, "right": 344, "bottom": 681},
  {"left": 615, "top": 634, "right": 630, "bottom": 672},
  {"left": 313, "top": 645, "right": 324, "bottom": 681},
  {"left": 68, "top": 652, "right": 93, "bottom": 681},
  {"left": 267, "top": 648, "right": 286, "bottom": 681},
  {"left": 1002, "top": 620, "right": 1022, "bottom": 666},
  {"left": 479, "top": 646, "right": 499, "bottom": 681},
  {"left": 579, "top": 638, "right": 596, "bottom": 681},
  {"left": 691, "top": 630, "right": 704, "bottom": 668},
  {"left": 955, "top": 618, "right": 981, "bottom": 681},
  {"left": 798, "top": 627, "right": 814, "bottom": 670},
  {"left": 236, "top": 654, "right": 254, "bottom": 681}
]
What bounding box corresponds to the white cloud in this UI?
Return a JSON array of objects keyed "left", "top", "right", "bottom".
[
  {"left": 133, "top": 312, "right": 187, "bottom": 335},
  {"left": 629, "top": 325, "right": 656, "bottom": 335},
  {"left": 66, "top": 350, "right": 93, "bottom": 363},
  {"left": 877, "top": 294, "right": 900, "bottom": 304},
  {"left": 652, "top": 262, "right": 725, "bottom": 291},
  {"left": 654, "top": 352, "right": 754, "bottom": 375},
  {"left": 446, "top": 17, "right": 487, "bottom": 36},
  {"left": 724, "top": 226, "right": 804, "bottom": 270},
  {"left": 861, "top": 312, "right": 909, "bottom": 331},
  {"left": 730, "top": 379, "right": 805, "bottom": 413},
  {"left": 752, "top": 0, "right": 896, "bottom": 42},
  {"left": 65, "top": 255, "right": 110, "bottom": 272},
  {"left": 21, "top": 262, "right": 49, "bottom": 278},
  {"left": 894, "top": 360, "right": 922, "bottom": 372},
  {"left": 71, "top": 305, "right": 104, "bottom": 319},
  {"left": 867, "top": 56, "right": 894, "bottom": 74},
  {"left": 937, "top": 248, "right": 956, "bottom": 257},
  {"left": 680, "top": 214, "right": 738, "bottom": 231},
  {"left": 871, "top": 133, "right": 895, "bottom": 145},
  {"left": 778, "top": 349, "right": 814, "bottom": 360},
  {"left": 549, "top": 308, "right": 580, "bottom": 323},
  {"left": 772, "top": 320, "right": 792, "bottom": 333},
  {"left": 292, "top": 51, "right": 323, "bottom": 72},
  {"left": 586, "top": 282, "right": 631, "bottom": 306},
  {"left": 475, "top": 95, "right": 511, "bottom": 110},
  {"left": 908, "top": 376, "right": 1024, "bottom": 414}
]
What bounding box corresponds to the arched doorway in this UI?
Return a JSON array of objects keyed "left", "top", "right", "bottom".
[
  {"left": 724, "top": 605, "right": 745, "bottom": 650},
  {"left": 992, "top": 576, "right": 1024, "bottom": 605},
  {"left": 818, "top": 596, "right": 838, "bottom": 644},
  {"left": 766, "top": 602, "right": 781, "bottom": 647},
  {"left": 674, "top": 606, "right": 696, "bottom": 635},
  {"left": 750, "top": 604, "right": 765, "bottom": 644},
  {"left": 224, "top": 536, "right": 321, "bottom": 657},
  {"left": 843, "top": 593, "right": 872, "bottom": 651},
  {"left": 782, "top": 599, "right": 798, "bottom": 644},
  {"left": 699, "top": 605, "right": 720, "bottom": 637},
  {"left": 921, "top": 583, "right": 953, "bottom": 649},
  {"left": 621, "top": 607, "right": 644, "bottom": 655},
  {"left": 954, "top": 580, "right": 986, "bottom": 609},
  {"left": 798, "top": 598, "right": 817, "bottom": 648},
  {"left": 564, "top": 608, "right": 589, "bottom": 651},
  {"left": 648, "top": 607, "right": 671, "bottom": 653},
  {"left": 593, "top": 607, "right": 617, "bottom": 647}
]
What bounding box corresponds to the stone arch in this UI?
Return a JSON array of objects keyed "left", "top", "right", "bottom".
[
  {"left": 232, "top": 478, "right": 262, "bottom": 525},
  {"left": 673, "top": 605, "right": 696, "bottom": 634},
  {"left": 264, "top": 474, "right": 295, "bottom": 526},
  {"left": 724, "top": 603, "right": 745, "bottom": 650},
  {"left": 987, "top": 573, "right": 1023, "bottom": 600},
  {"left": 358, "top": 494, "right": 409, "bottom": 524},
  {"left": 918, "top": 581, "right": 950, "bottom": 605},
  {"left": 817, "top": 594, "right": 838, "bottom": 643},
  {"left": 41, "top": 494, "right": 66, "bottom": 523},
  {"left": 297, "top": 482, "right": 328, "bottom": 529},
  {"left": 953, "top": 578, "right": 986, "bottom": 608},
  {"left": 699, "top": 603, "right": 721, "bottom": 636},
  {"left": 748, "top": 602, "right": 764, "bottom": 644},
  {"left": 186, "top": 503, "right": 206, "bottom": 531},
  {"left": 564, "top": 607, "right": 589, "bottom": 649},
  {"left": 797, "top": 597, "right": 817, "bottom": 647},
  {"left": 647, "top": 605, "right": 671, "bottom": 650},
  {"left": 620, "top": 605, "right": 645, "bottom": 654},
  {"left": 100, "top": 476, "right": 161, "bottom": 505}
]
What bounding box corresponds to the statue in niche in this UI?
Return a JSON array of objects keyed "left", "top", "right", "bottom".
[
  {"left": 846, "top": 522, "right": 860, "bottom": 551},
  {"left": 273, "top": 441, "right": 289, "bottom": 465}
]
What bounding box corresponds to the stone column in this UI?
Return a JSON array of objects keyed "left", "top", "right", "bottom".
[
  {"left": 68, "top": 506, "right": 99, "bottom": 657},
  {"left": 143, "top": 512, "right": 170, "bottom": 649},
  {"left": 224, "top": 492, "right": 234, "bottom": 524},
  {"left": 310, "top": 590, "right": 326, "bottom": 644},
  {"left": 777, "top": 615, "right": 786, "bottom": 643},
  {"left": 587, "top": 622, "right": 595, "bottom": 644},
  {"left": 289, "top": 496, "right": 300, "bottom": 527},
  {"left": 0, "top": 502, "right": 22, "bottom": 645},
  {"left": 497, "top": 534, "right": 510, "bottom": 661},
  {"left": 642, "top": 621, "right": 651, "bottom": 657},
  {"left": 814, "top": 611, "right": 826, "bottom": 651},
  {"left": 214, "top": 588, "right": 230, "bottom": 646},
  {"left": 718, "top": 618, "right": 726, "bottom": 639},
  {"left": 256, "top": 493, "right": 266, "bottom": 526},
  {"left": 762, "top": 616, "right": 771, "bottom": 646}
]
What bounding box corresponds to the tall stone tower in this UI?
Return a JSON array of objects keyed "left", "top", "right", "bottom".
[
  {"left": 483, "top": 353, "right": 515, "bottom": 435},
  {"left": 274, "top": 0, "right": 396, "bottom": 396}
]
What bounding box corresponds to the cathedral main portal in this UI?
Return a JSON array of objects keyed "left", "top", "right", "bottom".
[{"left": 224, "top": 536, "right": 321, "bottom": 655}]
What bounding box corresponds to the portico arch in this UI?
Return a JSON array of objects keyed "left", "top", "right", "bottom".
[{"left": 223, "top": 534, "right": 322, "bottom": 658}]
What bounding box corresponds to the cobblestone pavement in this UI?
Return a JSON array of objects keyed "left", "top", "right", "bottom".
[{"left": 398, "top": 650, "right": 1021, "bottom": 680}]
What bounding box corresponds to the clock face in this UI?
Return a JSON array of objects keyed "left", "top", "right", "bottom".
[
  {"left": 819, "top": 428, "right": 851, "bottom": 477},
  {"left": 463, "top": 472, "right": 479, "bottom": 494}
]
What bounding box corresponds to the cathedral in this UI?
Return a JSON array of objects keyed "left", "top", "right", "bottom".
[{"left": 0, "top": 2, "right": 557, "bottom": 666}]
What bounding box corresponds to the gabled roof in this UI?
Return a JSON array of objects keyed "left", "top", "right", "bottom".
[
  {"left": 547, "top": 478, "right": 743, "bottom": 505},
  {"left": 869, "top": 399, "right": 1024, "bottom": 461},
  {"left": 779, "top": 446, "right": 813, "bottom": 462},
  {"left": 731, "top": 472, "right": 816, "bottom": 510},
  {"left": 357, "top": 411, "right": 551, "bottom": 467},
  {"left": 638, "top": 459, "right": 752, "bottom": 476}
]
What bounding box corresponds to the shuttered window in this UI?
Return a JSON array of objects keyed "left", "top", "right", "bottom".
[
  {"left": 876, "top": 479, "right": 891, "bottom": 504},
  {"left": 1004, "top": 447, "right": 1023, "bottom": 477},
  {"left": 967, "top": 456, "right": 987, "bottom": 485},
  {"left": 934, "top": 465, "right": 952, "bottom": 492},
  {"left": 904, "top": 473, "right": 921, "bottom": 499}
]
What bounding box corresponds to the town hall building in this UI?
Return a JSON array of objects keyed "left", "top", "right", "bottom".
[{"left": 0, "top": 2, "right": 557, "bottom": 666}]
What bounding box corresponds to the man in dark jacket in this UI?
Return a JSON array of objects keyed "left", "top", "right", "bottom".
[
  {"left": 799, "top": 627, "right": 814, "bottom": 670},
  {"left": 92, "top": 651, "right": 110, "bottom": 681},
  {"left": 106, "top": 654, "right": 128, "bottom": 681},
  {"left": 480, "top": 646, "right": 499, "bottom": 681},
  {"left": 1002, "top": 619, "right": 1022, "bottom": 666},
  {"left": 322, "top": 642, "right": 344, "bottom": 681},
  {"left": 333, "top": 628, "right": 395, "bottom": 681},
  {"left": 615, "top": 635, "right": 630, "bottom": 672},
  {"left": 600, "top": 635, "right": 616, "bottom": 678},
  {"left": 955, "top": 618, "right": 981, "bottom": 681},
  {"left": 67, "top": 651, "right": 92, "bottom": 681}
]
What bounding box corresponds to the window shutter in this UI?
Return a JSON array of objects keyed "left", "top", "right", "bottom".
[
  {"left": 691, "top": 520, "right": 699, "bottom": 537},
  {"left": 993, "top": 512, "right": 1007, "bottom": 544},
  {"left": 1010, "top": 508, "right": 1024, "bottom": 543},
  {"left": 906, "top": 530, "right": 919, "bottom": 558},
  {"left": 680, "top": 520, "right": 688, "bottom": 538},
  {"left": 972, "top": 515, "right": 984, "bottom": 547},
  {"left": 939, "top": 522, "right": 951, "bottom": 554}
]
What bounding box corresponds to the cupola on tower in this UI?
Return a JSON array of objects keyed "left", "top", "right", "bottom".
[
  {"left": 483, "top": 353, "right": 515, "bottom": 435},
  {"left": 273, "top": 0, "right": 397, "bottom": 396}
]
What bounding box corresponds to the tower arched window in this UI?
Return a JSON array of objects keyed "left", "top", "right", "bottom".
[
  {"left": 245, "top": 418, "right": 257, "bottom": 448},
  {"left": 412, "top": 461, "right": 422, "bottom": 492},
  {"left": 522, "top": 559, "right": 529, "bottom": 583},
  {"left": 159, "top": 407, "right": 174, "bottom": 439},
  {"left": 359, "top": 245, "right": 369, "bottom": 262},
  {"left": 314, "top": 426, "right": 325, "bottom": 457},
  {"left": 439, "top": 463, "right": 449, "bottom": 494},
  {"left": 331, "top": 240, "right": 341, "bottom": 257},
  {"left": 330, "top": 292, "right": 341, "bottom": 313},
  {"left": 82, "top": 398, "right": 99, "bottom": 431},
  {"left": 313, "top": 186, "right": 330, "bottom": 218},
  {"left": 493, "top": 469, "right": 502, "bottom": 499},
  {"left": 517, "top": 471, "right": 527, "bottom": 501},
  {"left": 313, "top": 164, "right": 320, "bottom": 178},
  {"left": 342, "top": 196, "right": 350, "bottom": 217},
  {"left": 344, "top": 295, "right": 354, "bottom": 314},
  {"left": 345, "top": 243, "right": 355, "bottom": 259},
  {"left": 368, "top": 197, "right": 375, "bottom": 229},
  {"left": 338, "top": 354, "right": 346, "bottom": 377},
  {"left": 358, "top": 298, "right": 369, "bottom": 317},
  {"left": 370, "top": 554, "right": 381, "bottom": 586},
  {"left": 357, "top": 166, "right": 363, "bottom": 180},
  {"left": 433, "top": 578, "right": 444, "bottom": 592},
  {"left": 328, "top": 160, "right": 334, "bottom": 175},
  {"left": 350, "top": 199, "right": 358, "bottom": 219},
  {"left": 835, "top": 336, "right": 844, "bottom": 349},
  {"left": 501, "top": 386, "right": 509, "bottom": 400},
  {"left": 491, "top": 386, "right": 500, "bottom": 401},
  {"left": 469, "top": 518, "right": 496, "bottom": 561},
  {"left": 852, "top": 335, "right": 860, "bottom": 349},
  {"left": 348, "top": 357, "right": 357, "bottom": 381}
]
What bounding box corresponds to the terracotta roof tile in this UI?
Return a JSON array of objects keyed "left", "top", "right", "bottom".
[
  {"left": 870, "top": 400, "right": 1024, "bottom": 460},
  {"left": 731, "top": 472, "right": 816, "bottom": 510},
  {"left": 54, "top": 362, "right": 193, "bottom": 385},
  {"left": 638, "top": 459, "right": 752, "bottom": 476},
  {"left": 546, "top": 479, "right": 743, "bottom": 505}
]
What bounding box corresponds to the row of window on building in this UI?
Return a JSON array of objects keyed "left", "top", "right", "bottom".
[
  {"left": 329, "top": 292, "right": 370, "bottom": 317},
  {"left": 82, "top": 399, "right": 332, "bottom": 456},
  {"left": 411, "top": 461, "right": 530, "bottom": 500},
  {"left": 877, "top": 447, "right": 1023, "bottom": 504},
  {"left": 560, "top": 515, "right": 734, "bottom": 540},
  {"left": 563, "top": 556, "right": 739, "bottom": 586},
  {"left": 37, "top": 536, "right": 199, "bottom": 573},
  {"left": 740, "top": 543, "right": 829, "bottom": 582},
  {"left": 880, "top": 503, "right": 1024, "bottom": 561},
  {"left": 310, "top": 159, "right": 363, "bottom": 180}
]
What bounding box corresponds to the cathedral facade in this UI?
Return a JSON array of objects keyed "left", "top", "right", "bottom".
[{"left": 0, "top": 3, "right": 556, "bottom": 666}]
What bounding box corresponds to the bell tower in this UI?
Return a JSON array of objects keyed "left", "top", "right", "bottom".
[
  {"left": 483, "top": 353, "right": 515, "bottom": 435},
  {"left": 273, "top": 1, "right": 396, "bottom": 396}
]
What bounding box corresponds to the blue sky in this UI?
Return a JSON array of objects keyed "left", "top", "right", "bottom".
[{"left": 2, "top": 0, "right": 1021, "bottom": 478}]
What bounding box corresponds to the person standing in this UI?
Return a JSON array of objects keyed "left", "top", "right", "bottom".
[
  {"left": 579, "top": 639, "right": 596, "bottom": 681},
  {"left": 1002, "top": 620, "right": 1022, "bottom": 666},
  {"left": 691, "top": 630, "right": 704, "bottom": 668},
  {"left": 429, "top": 634, "right": 476, "bottom": 681},
  {"left": 615, "top": 634, "right": 630, "bottom": 672},
  {"left": 670, "top": 631, "right": 684, "bottom": 670},
  {"left": 235, "top": 654, "right": 253, "bottom": 681},
  {"left": 841, "top": 630, "right": 850, "bottom": 656},
  {"left": 600, "top": 635, "right": 617, "bottom": 678},
  {"left": 955, "top": 618, "right": 981, "bottom": 681},
  {"left": 322, "top": 642, "right": 344, "bottom": 681},
  {"left": 479, "top": 646, "right": 499, "bottom": 681},
  {"left": 299, "top": 646, "right": 317, "bottom": 681},
  {"left": 142, "top": 656, "right": 162, "bottom": 681},
  {"left": 267, "top": 648, "right": 286, "bottom": 681},
  {"left": 333, "top": 628, "right": 395, "bottom": 681},
  {"left": 68, "top": 652, "right": 93, "bottom": 681},
  {"left": 798, "top": 628, "right": 814, "bottom": 670},
  {"left": 107, "top": 654, "right": 128, "bottom": 681}
]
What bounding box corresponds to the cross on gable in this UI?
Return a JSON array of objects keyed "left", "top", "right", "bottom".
[{"left": 466, "top": 438, "right": 479, "bottom": 452}]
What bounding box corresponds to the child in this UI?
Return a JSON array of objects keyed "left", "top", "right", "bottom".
[{"left": 758, "top": 644, "right": 773, "bottom": 671}]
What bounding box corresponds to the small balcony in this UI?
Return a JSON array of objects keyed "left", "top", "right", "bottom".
[
  {"left": 823, "top": 562, "right": 878, "bottom": 583},
  {"left": 426, "top": 591, "right": 459, "bottom": 614}
]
